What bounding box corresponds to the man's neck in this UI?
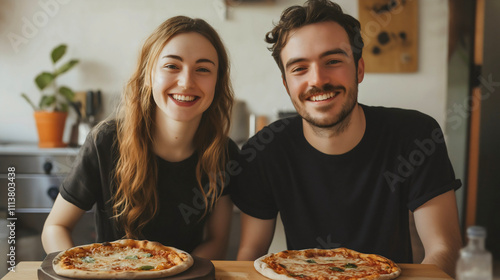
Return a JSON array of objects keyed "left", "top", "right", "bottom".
[{"left": 302, "top": 104, "right": 366, "bottom": 155}]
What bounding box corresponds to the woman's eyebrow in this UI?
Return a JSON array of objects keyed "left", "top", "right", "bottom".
[
  {"left": 162, "top": 54, "right": 182, "bottom": 61},
  {"left": 196, "top": 58, "right": 216, "bottom": 65},
  {"left": 161, "top": 55, "right": 215, "bottom": 65}
]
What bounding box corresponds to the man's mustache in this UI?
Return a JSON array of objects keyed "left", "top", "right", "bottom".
[{"left": 301, "top": 84, "right": 346, "bottom": 99}]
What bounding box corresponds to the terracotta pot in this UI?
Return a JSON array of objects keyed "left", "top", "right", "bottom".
[{"left": 34, "top": 111, "right": 68, "bottom": 148}]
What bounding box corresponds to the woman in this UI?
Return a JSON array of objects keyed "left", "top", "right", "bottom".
[{"left": 42, "top": 16, "right": 238, "bottom": 260}]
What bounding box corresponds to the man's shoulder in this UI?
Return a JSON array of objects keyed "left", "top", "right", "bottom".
[
  {"left": 363, "top": 104, "right": 439, "bottom": 129},
  {"left": 250, "top": 115, "right": 299, "bottom": 143},
  {"left": 239, "top": 115, "right": 300, "bottom": 159}
]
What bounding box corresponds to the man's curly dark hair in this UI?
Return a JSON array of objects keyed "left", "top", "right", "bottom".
[{"left": 265, "top": 0, "right": 364, "bottom": 75}]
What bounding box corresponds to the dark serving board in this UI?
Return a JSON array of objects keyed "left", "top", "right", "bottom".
[{"left": 38, "top": 252, "right": 215, "bottom": 280}]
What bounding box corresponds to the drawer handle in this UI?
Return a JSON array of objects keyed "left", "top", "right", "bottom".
[
  {"left": 47, "top": 186, "right": 59, "bottom": 201},
  {"left": 16, "top": 208, "right": 52, "bottom": 214},
  {"left": 43, "top": 161, "right": 53, "bottom": 174}
]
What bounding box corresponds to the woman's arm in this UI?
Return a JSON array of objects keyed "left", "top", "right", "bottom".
[
  {"left": 42, "top": 194, "right": 86, "bottom": 253},
  {"left": 191, "top": 195, "right": 233, "bottom": 260}
]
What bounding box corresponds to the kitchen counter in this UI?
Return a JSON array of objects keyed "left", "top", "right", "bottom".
[
  {"left": 0, "top": 143, "right": 79, "bottom": 156},
  {"left": 2, "top": 261, "right": 452, "bottom": 280}
]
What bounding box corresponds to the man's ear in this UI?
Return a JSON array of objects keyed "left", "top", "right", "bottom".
[
  {"left": 357, "top": 57, "right": 365, "bottom": 83},
  {"left": 282, "top": 75, "right": 290, "bottom": 96}
]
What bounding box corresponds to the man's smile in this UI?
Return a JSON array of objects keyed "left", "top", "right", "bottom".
[{"left": 307, "top": 91, "right": 340, "bottom": 102}]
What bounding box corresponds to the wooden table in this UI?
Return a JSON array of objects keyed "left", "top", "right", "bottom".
[{"left": 2, "top": 261, "right": 452, "bottom": 280}]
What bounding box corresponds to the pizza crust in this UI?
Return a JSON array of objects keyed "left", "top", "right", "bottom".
[
  {"left": 254, "top": 253, "right": 295, "bottom": 280},
  {"left": 53, "top": 239, "right": 194, "bottom": 279},
  {"left": 254, "top": 248, "right": 401, "bottom": 280}
]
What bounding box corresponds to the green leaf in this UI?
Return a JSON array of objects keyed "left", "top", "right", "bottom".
[
  {"left": 138, "top": 265, "right": 154, "bottom": 270},
  {"left": 329, "top": 267, "right": 344, "bottom": 272},
  {"left": 143, "top": 253, "right": 153, "bottom": 258},
  {"left": 21, "top": 93, "right": 39, "bottom": 111},
  {"left": 35, "top": 72, "right": 55, "bottom": 90},
  {"left": 305, "top": 259, "right": 316, "bottom": 263},
  {"left": 125, "top": 255, "right": 138, "bottom": 260},
  {"left": 51, "top": 44, "right": 67, "bottom": 64},
  {"left": 59, "top": 86, "right": 75, "bottom": 101},
  {"left": 39, "top": 95, "right": 56, "bottom": 109},
  {"left": 54, "top": 59, "right": 79, "bottom": 76},
  {"left": 81, "top": 256, "right": 95, "bottom": 263},
  {"left": 289, "top": 274, "right": 306, "bottom": 278},
  {"left": 59, "top": 103, "right": 69, "bottom": 112},
  {"left": 343, "top": 263, "right": 358, "bottom": 269}
]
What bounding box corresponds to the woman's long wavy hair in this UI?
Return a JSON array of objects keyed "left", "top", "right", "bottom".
[{"left": 112, "top": 16, "right": 234, "bottom": 239}]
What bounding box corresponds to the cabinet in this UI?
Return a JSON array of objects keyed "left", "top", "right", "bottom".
[{"left": 0, "top": 144, "right": 95, "bottom": 277}]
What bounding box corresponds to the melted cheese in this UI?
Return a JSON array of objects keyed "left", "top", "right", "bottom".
[
  {"left": 63, "top": 247, "right": 177, "bottom": 272},
  {"left": 266, "top": 251, "right": 394, "bottom": 280}
]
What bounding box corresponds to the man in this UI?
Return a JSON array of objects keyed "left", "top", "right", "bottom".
[{"left": 231, "top": 0, "right": 462, "bottom": 277}]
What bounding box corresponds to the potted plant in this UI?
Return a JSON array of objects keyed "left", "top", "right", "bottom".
[{"left": 21, "top": 44, "right": 79, "bottom": 148}]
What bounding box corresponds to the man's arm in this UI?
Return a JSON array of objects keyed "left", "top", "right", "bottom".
[
  {"left": 413, "top": 190, "right": 462, "bottom": 277},
  {"left": 236, "top": 212, "right": 276, "bottom": 261}
]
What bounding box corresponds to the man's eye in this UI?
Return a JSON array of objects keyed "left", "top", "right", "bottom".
[
  {"left": 327, "top": 60, "right": 341, "bottom": 65},
  {"left": 291, "top": 67, "right": 306, "bottom": 73}
]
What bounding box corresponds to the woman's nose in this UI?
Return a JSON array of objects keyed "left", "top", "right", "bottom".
[{"left": 177, "top": 69, "right": 194, "bottom": 89}]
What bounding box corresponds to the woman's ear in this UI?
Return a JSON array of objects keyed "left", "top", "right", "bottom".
[
  {"left": 144, "top": 71, "right": 152, "bottom": 88},
  {"left": 146, "top": 63, "right": 156, "bottom": 88}
]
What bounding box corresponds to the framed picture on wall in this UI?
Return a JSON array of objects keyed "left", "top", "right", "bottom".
[{"left": 358, "top": 0, "right": 419, "bottom": 73}]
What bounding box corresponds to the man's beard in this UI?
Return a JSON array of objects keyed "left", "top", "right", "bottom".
[{"left": 293, "top": 82, "right": 358, "bottom": 133}]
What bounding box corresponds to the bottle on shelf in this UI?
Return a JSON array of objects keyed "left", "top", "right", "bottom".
[{"left": 456, "top": 226, "right": 493, "bottom": 280}]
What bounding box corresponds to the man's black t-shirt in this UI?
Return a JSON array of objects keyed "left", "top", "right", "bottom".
[
  {"left": 60, "top": 121, "right": 239, "bottom": 253},
  {"left": 231, "top": 104, "right": 461, "bottom": 263}
]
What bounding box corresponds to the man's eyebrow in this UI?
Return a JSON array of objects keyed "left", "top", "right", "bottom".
[
  {"left": 284, "top": 48, "right": 349, "bottom": 70},
  {"left": 320, "top": 48, "right": 349, "bottom": 58},
  {"left": 285, "top": 57, "right": 307, "bottom": 71},
  {"left": 161, "top": 55, "right": 215, "bottom": 65}
]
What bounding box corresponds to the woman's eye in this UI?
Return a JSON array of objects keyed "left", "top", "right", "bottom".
[
  {"left": 197, "top": 68, "right": 210, "bottom": 73},
  {"left": 164, "top": 64, "right": 178, "bottom": 70}
]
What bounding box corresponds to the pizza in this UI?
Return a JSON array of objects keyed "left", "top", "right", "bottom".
[
  {"left": 52, "top": 239, "right": 194, "bottom": 279},
  {"left": 254, "top": 248, "right": 401, "bottom": 280}
]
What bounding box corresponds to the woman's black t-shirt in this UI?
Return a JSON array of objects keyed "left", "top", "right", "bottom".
[{"left": 59, "top": 121, "right": 239, "bottom": 253}]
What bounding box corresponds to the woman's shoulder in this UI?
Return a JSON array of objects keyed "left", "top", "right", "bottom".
[
  {"left": 226, "top": 137, "right": 240, "bottom": 160},
  {"left": 88, "top": 119, "right": 118, "bottom": 150},
  {"left": 94, "top": 119, "right": 118, "bottom": 134}
]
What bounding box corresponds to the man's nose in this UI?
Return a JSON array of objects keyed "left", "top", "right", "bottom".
[{"left": 308, "top": 64, "right": 330, "bottom": 88}]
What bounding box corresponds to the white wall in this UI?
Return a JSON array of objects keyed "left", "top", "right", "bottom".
[{"left": 0, "top": 0, "right": 449, "bottom": 143}]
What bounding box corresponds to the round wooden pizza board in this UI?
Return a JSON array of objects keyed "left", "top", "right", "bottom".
[{"left": 37, "top": 252, "right": 215, "bottom": 280}]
